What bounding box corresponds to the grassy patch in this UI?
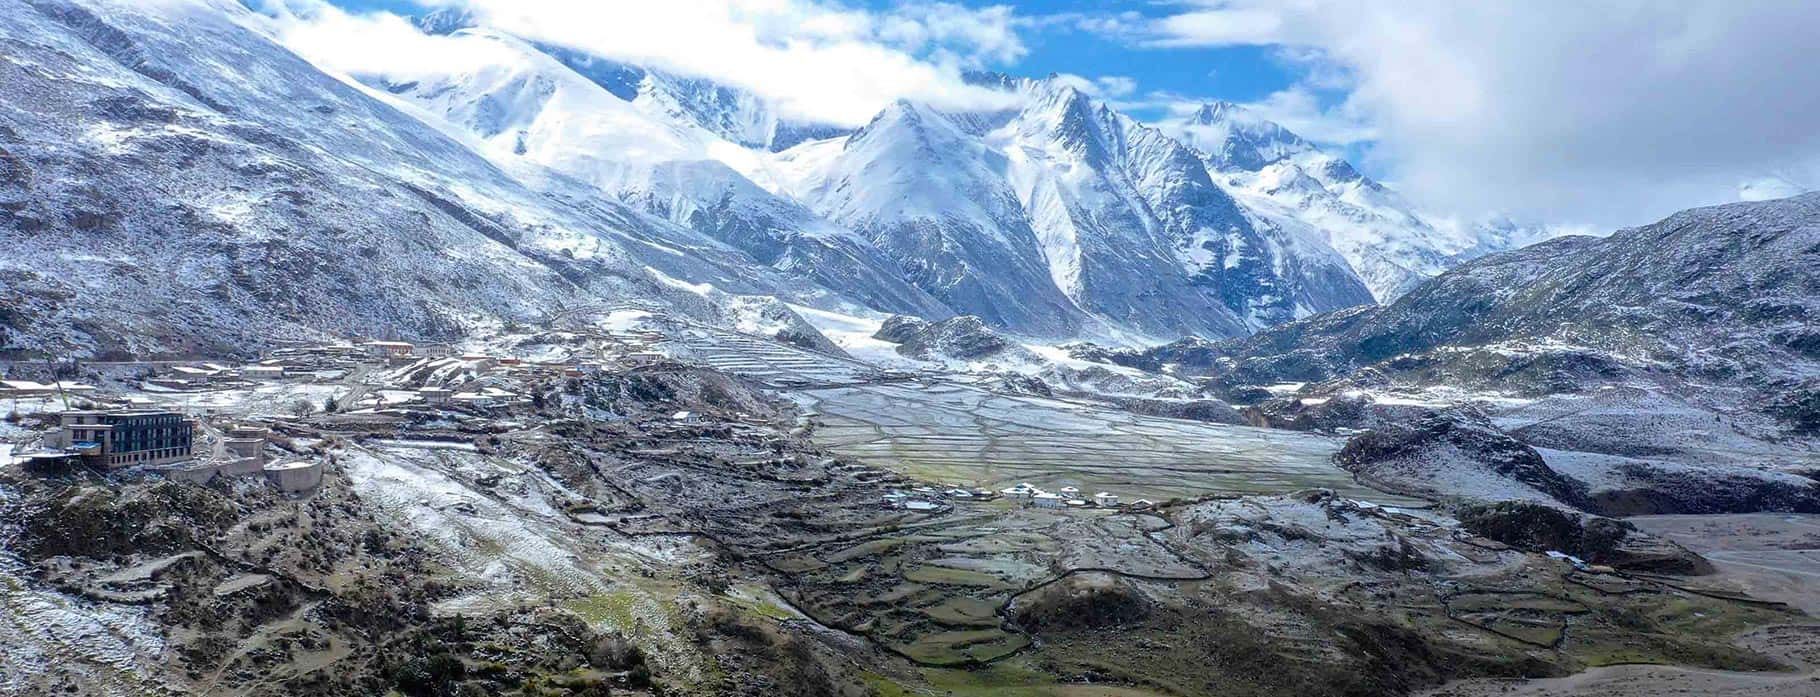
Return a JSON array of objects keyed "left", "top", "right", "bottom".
[
  {"left": 903, "top": 564, "right": 1011, "bottom": 589},
  {"left": 564, "top": 591, "right": 638, "bottom": 631},
  {"left": 899, "top": 628, "right": 1030, "bottom": 665}
]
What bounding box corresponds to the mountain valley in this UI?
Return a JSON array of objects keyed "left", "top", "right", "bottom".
[{"left": 0, "top": 2, "right": 1815, "bottom": 697}]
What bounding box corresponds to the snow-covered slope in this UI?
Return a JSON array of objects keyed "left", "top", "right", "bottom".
[
  {"left": 781, "top": 100, "right": 1091, "bottom": 337},
  {"left": 0, "top": 0, "right": 1562, "bottom": 357},
  {"left": 1164, "top": 101, "right": 1551, "bottom": 300},
  {"left": 0, "top": 0, "right": 855, "bottom": 357},
  {"left": 778, "top": 79, "right": 1375, "bottom": 341},
  {"left": 364, "top": 21, "right": 950, "bottom": 320}
]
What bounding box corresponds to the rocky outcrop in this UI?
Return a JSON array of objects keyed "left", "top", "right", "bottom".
[
  {"left": 1581, "top": 462, "right": 1820, "bottom": 516},
  {"left": 1102, "top": 397, "right": 1244, "bottom": 425},
  {"left": 872, "top": 315, "right": 1018, "bottom": 361},
  {"left": 1453, "top": 501, "right": 1709, "bottom": 574},
  {"left": 1009, "top": 572, "right": 1152, "bottom": 632},
  {"left": 1335, "top": 409, "right": 1587, "bottom": 507}
]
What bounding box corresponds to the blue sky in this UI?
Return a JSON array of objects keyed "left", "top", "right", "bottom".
[
  {"left": 306, "top": 1, "right": 1819, "bottom": 226},
  {"left": 324, "top": 0, "right": 1369, "bottom": 163},
  {"left": 332, "top": 0, "right": 1309, "bottom": 111}
]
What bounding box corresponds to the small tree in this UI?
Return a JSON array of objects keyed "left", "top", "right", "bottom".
[
  {"left": 290, "top": 399, "right": 318, "bottom": 418},
  {"left": 322, "top": 396, "right": 339, "bottom": 414}
]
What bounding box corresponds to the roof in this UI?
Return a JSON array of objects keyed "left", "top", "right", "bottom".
[{"left": 362, "top": 341, "right": 415, "bottom": 348}]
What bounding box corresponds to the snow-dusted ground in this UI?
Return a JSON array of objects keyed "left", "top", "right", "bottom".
[
  {"left": 665, "top": 320, "right": 1416, "bottom": 504},
  {"left": 1494, "top": 389, "right": 1812, "bottom": 468},
  {"left": 788, "top": 303, "right": 1191, "bottom": 395},
  {"left": 121, "top": 383, "right": 345, "bottom": 419},
  {"left": 794, "top": 380, "right": 1417, "bottom": 504},
  {"left": 0, "top": 544, "right": 166, "bottom": 695},
  {"left": 334, "top": 442, "right": 718, "bottom": 682}
]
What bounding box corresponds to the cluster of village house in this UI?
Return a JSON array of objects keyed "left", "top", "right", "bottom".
[
  {"left": 884, "top": 482, "right": 1153, "bottom": 512},
  {"left": 15, "top": 410, "right": 322, "bottom": 493},
  {"left": 3, "top": 332, "right": 673, "bottom": 492}
]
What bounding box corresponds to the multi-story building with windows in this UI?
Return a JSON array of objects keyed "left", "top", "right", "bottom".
[{"left": 52, "top": 410, "right": 194, "bottom": 469}]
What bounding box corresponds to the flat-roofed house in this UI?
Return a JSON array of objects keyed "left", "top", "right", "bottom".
[
  {"left": 264, "top": 460, "right": 323, "bottom": 493},
  {"left": 419, "top": 387, "right": 453, "bottom": 405},
  {"left": 241, "top": 365, "right": 286, "bottom": 380},
  {"left": 361, "top": 341, "right": 415, "bottom": 359},
  {"left": 0, "top": 380, "right": 54, "bottom": 398}
]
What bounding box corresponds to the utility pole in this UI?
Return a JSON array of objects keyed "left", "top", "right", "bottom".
[{"left": 42, "top": 349, "right": 69, "bottom": 411}]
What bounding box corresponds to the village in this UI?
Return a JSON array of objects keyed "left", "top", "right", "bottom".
[
  {"left": 1, "top": 317, "right": 1151, "bottom": 517},
  {"left": 0, "top": 314, "right": 1194, "bottom": 693},
  {"left": 1, "top": 328, "right": 645, "bottom": 483},
  {"left": 3, "top": 312, "right": 1808, "bottom": 697}
]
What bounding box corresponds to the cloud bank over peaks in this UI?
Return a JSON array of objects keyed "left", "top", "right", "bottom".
[{"left": 260, "top": 0, "right": 1030, "bottom": 126}]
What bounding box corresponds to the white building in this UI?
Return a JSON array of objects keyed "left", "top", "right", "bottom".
[
  {"left": 1094, "top": 492, "right": 1120, "bottom": 507},
  {"left": 361, "top": 341, "right": 415, "bottom": 359},
  {"left": 1032, "top": 493, "right": 1064, "bottom": 509},
  {"left": 999, "top": 483, "right": 1039, "bottom": 500},
  {"left": 0, "top": 380, "right": 53, "bottom": 398}
]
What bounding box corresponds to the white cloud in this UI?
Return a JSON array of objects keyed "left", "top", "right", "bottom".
[
  {"left": 1737, "top": 176, "right": 1809, "bottom": 202},
  {"left": 260, "top": 2, "right": 525, "bottom": 80},
  {"left": 261, "top": 0, "right": 1030, "bottom": 126},
  {"left": 1128, "top": 0, "right": 1820, "bottom": 226},
  {"left": 1051, "top": 73, "right": 1139, "bottom": 99},
  {"left": 1145, "top": 6, "right": 1286, "bottom": 47},
  {"left": 1240, "top": 86, "right": 1374, "bottom": 146}
]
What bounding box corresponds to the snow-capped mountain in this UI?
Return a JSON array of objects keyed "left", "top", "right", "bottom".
[
  {"left": 777, "top": 99, "right": 1090, "bottom": 336},
  {"left": 776, "top": 78, "right": 1375, "bottom": 340},
  {"left": 0, "top": 0, "right": 1555, "bottom": 357},
  {"left": 370, "top": 17, "right": 951, "bottom": 320},
  {"left": 1163, "top": 101, "right": 1550, "bottom": 300},
  {"left": 350, "top": 14, "right": 1385, "bottom": 342},
  {"left": 0, "top": 0, "right": 864, "bottom": 357}
]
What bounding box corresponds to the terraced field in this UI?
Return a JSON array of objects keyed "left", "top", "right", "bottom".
[{"left": 674, "top": 328, "right": 1420, "bottom": 505}]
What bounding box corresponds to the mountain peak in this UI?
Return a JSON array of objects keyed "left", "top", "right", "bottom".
[
  {"left": 1192, "top": 100, "right": 1244, "bottom": 124},
  {"left": 1172, "top": 102, "right": 1310, "bottom": 172},
  {"left": 415, "top": 7, "right": 477, "bottom": 36}
]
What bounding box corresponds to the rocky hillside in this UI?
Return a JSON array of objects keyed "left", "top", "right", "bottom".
[
  {"left": 1164, "top": 101, "right": 1553, "bottom": 300},
  {"left": 1128, "top": 193, "right": 1818, "bottom": 416},
  {"left": 0, "top": 0, "right": 893, "bottom": 359},
  {"left": 1099, "top": 194, "right": 1820, "bottom": 516}
]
